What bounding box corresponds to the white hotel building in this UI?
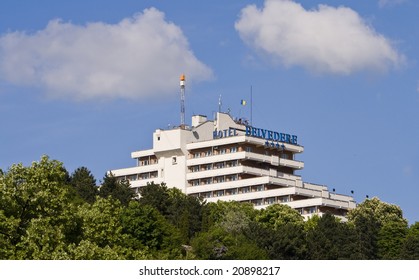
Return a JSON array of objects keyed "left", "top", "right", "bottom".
[{"left": 110, "top": 112, "right": 356, "bottom": 220}]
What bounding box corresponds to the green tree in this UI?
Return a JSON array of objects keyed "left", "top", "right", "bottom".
[
  {"left": 138, "top": 182, "right": 170, "bottom": 215},
  {"left": 121, "top": 200, "right": 182, "bottom": 255},
  {"left": 306, "top": 213, "right": 358, "bottom": 259},
  {"left": 70, "top": 167, "right": 98, "bottom": 203},
  {"left": 77, "top": 197, "right": 125, "bottom": 248},
  {"left": 203, "top": 200, "right": 257, "bottom": 232},
  {"left": 0, "top": 156, "right": 74, "bottom": 259},
  {"left": 166, "top": 188, "right": 206, "bottom": 243},
  {"left": 400, "top": 222, "right": 419, "bottom": 259},
  {"left": 377, "top": 220, "right": 408, "bottom": 259},
  {"left": 348, "top": 197, "right": 408, "bottom": 259},
  {"left": 99, "top": 173, "right": 135, "bottom": 206},
  {"left": 256, "top": 204, "right": 304, "bottom": 230},
  {"left": 191, "top": 226, "right": 267, "bottom": 260},
  {"left": 245, "top": 220, "right": 307, "bottom": 260}
]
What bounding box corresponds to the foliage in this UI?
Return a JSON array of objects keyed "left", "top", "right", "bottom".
[
  {"left": 400, "top": 222, "right": 419, "bottom": 259},
  {"left": 348, "top": 197, "right": 408, "bottom": 259},
  {"left": 256, "top": 204, "right": 304, "bottom": 230},
  {"left": 306, "top": 213, "right": 359, "bottom": 259},
  {"left": 70, "top": 167, "right": 98, "bottom": 203},
  {"left": 121, "top": 201, "right": 182, "bottom": 255},
  {"left": 99, "top": 173, "right": 135, "bottom": 206}
]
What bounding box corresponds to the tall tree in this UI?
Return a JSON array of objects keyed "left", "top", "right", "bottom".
[
  {"left": 166, "top": 188, "right": 206, "bottom": 243},
  {"left": 400, "top": 222, "right": 419, "bottom": 259},
  {"left": 348, "top": 197, "right": 408, "bottom": 259},
  {"left": 138, "top": 182, "right": 171, "bottom": 215},
  {"left": 121, "top": 200, "right": 182, "bottom": 256},
  {"left": 99, "top": 173, "right": 135, "bottom": 206},
  {"left": 0, "top": 155, "right": 77, "bottom": 259},
  {"left": 70, "top": 167, "right": 98, "bottom": 203},
  {"left": 306, "top": 213, "right": 358, "bottom": 259}
]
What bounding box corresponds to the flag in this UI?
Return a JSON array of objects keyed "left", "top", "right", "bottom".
[{"left": 240, "top": 99, "right": 246, "bottom": 106}]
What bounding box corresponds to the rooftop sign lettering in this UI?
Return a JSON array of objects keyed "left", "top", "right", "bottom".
[
  {"left": 245, "top": 125, "right": 298, "bottom": 145},
  {"left": 213, "top": 125, "right": 298, "bottom": 145}
]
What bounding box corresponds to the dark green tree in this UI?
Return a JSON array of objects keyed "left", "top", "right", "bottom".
[
  {"left": 166, "top": 188, "right": 206, "bottom": 243},
  {"left": 377, "top": 220, "right": 408, "bottom": 259},
  {"left": 400, "top": 222, "right": 419, "bottom": 259},
  {"left": 121, "top": 201, "right": 182, "bottom": 257},
  {"left": 99, "top": 173, "right": 135, "bottom": 206},
  {"left": 138, "top": 182, "right": 170, "bottom": 215},
  {"left": 246, "top": 220, "right": 307, "bottom": 260},
  {"left": 70, "top": 167, "right": 98, "bottom": 203},
  {"left": 191, "top": 226, "right": 267, "bottom": 260},
  {"left": 306, "top": 213, "right": 358, "bottom": 259}
]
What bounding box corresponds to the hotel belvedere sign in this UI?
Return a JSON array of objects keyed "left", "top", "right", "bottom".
[{"left": 213, "top": 125, "right": 298, "bottom": 145}]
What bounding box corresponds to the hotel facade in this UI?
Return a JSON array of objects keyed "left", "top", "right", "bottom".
[{"left": 110, "top": 112, "right": 356, "bottom": 220}]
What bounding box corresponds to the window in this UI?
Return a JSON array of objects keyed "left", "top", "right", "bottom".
[
  {"left": 191, "top": 165, "right": 199, "bottom": 172},
  {"left": 192, "top": 180, "right": 199, "bottom": 186},
  {"left": 230, "top": 146, "right": 237, "bottom": 153},
  {"left": 205, "top": 150, "right": 212, "bottom": 157},
  {"left": 245, "top": 146, "right": 252, "bottom": 153},
  {"left": 241, "top": 187, "right": 250, "bottom": 193},
  {"left": 265, "top": 197, "right": 275, "bottom": 205},
  {"left": 202, "top": 192, "right": 211, "bottom": 198},
  {"left": 227, "top": 189, "right": 237, "bottom": 195},
  {"left": 215, "top": 176, "right": 225, "bottom": 183},
  {"left": 220, "top": 148, "right": 226, "bottom": 154},
  {"left": 172, "top": 157, "right": 177, "bottom": 165},
  {"left": 203, "top": 178, "right": 212, "bottom": 185},
  {"left": 228, "top": 160, "right": 238, "bottom": 167},
  {"left": 252, "top": 199, "right": 262, "bottom": 206}
]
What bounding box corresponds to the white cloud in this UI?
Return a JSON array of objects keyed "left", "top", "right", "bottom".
[
  {"left": 0, "top": 8, "right": 212, "bottom": 101},
  {"left": 235, "top": 0, "right": 404, "bottom": 75}
]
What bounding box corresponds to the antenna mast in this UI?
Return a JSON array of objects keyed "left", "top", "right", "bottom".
[{"left": 180, "top": 74, "right": 186, "bottom": 127}]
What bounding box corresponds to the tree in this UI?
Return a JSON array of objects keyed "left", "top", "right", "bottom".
[
  {"left": 70, "top": 167, "right": 98, "bottom": 203},
  {"left": 138, "top": 182, "right": 171, "bottom": 215},
  {"left": 77, "top": 197, "right": 125, "bottom": 248},
  {"left": 256, "top": 204, "right": 304, "bottom": 230},
  {"left": 306, "top": 213, "right": 358, "bottom": 259},
  {"left": 377, "top": 220, "right": 408, "bottom": 259},
  {"left": 203, "top": 200, "right": 257, "bottom": 232},
  {"left": 166, "top": 188, "right": 206, "bottom": 243},
  {"left": 348, "top": 197, "right": 408, "bottom": 259},
  {"left": 99, "top": 173, "right": 135, "bottom": 206},
  {"left": 245, "top": 220, "right": 307, "bottom": 260},
  {"left": 0, "top": 155, "right": 73, "bottom": 258},
  {"left": 191, "top": 226, "right": 268, "bottom": 260},
  {"left": 400, "top": 222, "right": 419, "bottom": 259},
  {"left": 121, "top": 201, "right": 182, "bottom": 257}
]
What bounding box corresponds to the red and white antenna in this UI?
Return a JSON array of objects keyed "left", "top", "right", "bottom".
[{"left": 180, "top": 74, "right": 186, "bottom": 127}]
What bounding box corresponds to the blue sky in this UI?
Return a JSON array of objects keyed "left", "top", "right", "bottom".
[{"left": 1, "top": 0, "right": 418, "bottom": 223}]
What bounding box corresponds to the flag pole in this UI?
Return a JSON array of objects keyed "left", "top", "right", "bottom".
[{"left": 250, "top": 85, "right": 253, "bottom": 126}]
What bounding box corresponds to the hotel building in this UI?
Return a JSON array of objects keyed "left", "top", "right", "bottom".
[{"left": 110, "top": 112, "right": 356, "bottom": 220}]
